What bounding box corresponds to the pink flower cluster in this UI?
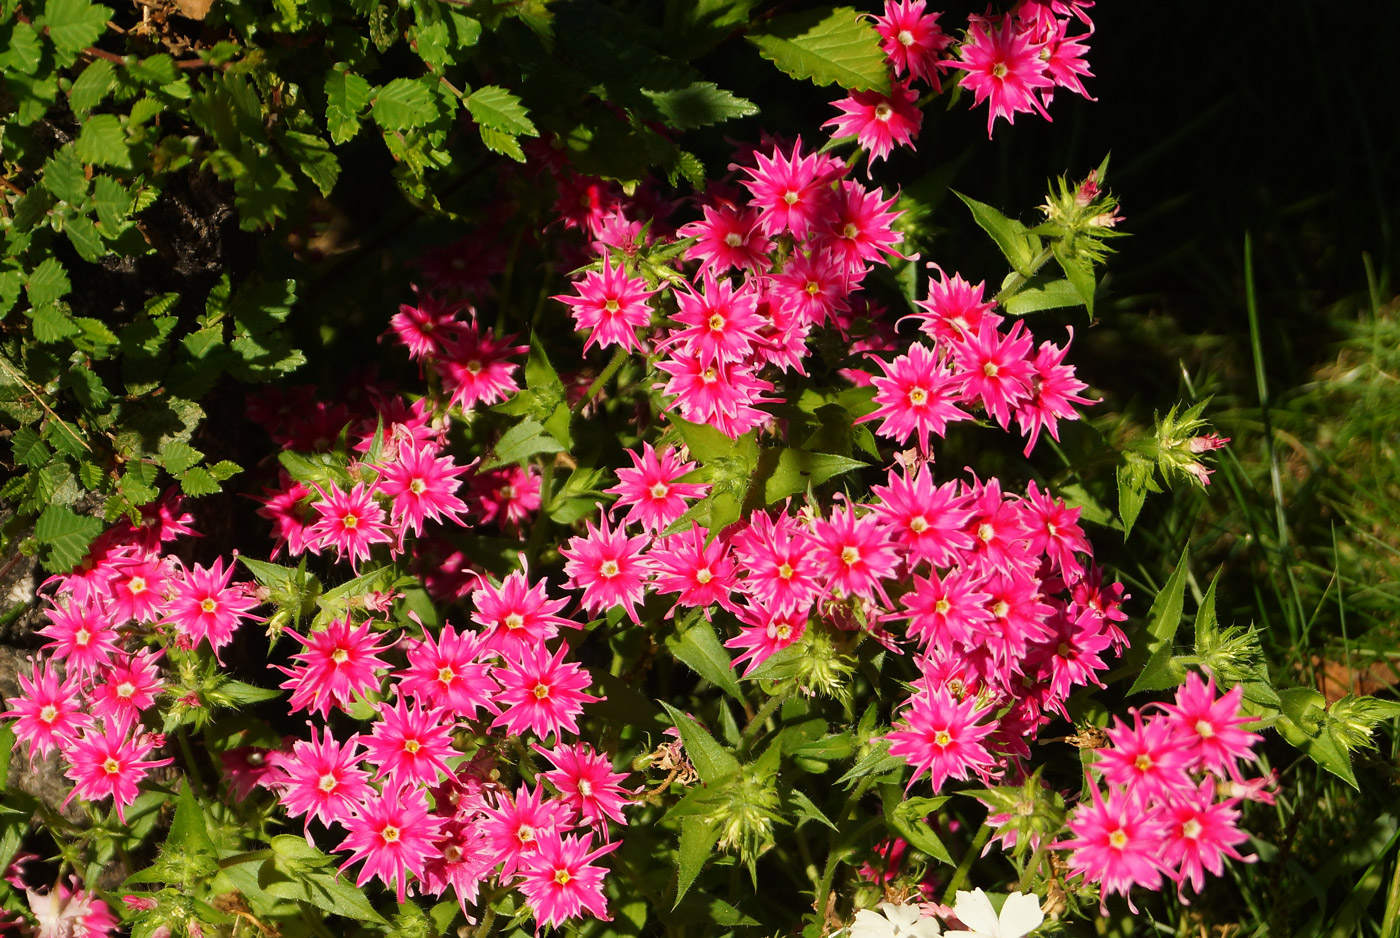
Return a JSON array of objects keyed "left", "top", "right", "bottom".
[{"left": 1060, "top": 672, "right": 1268, "bottom": 911}]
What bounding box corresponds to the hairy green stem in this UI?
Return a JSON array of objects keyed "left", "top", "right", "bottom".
[
  {"left": 218, "top": 848, "right": 273, "bottom": 869},
  {"left": 992, "top": 245, "right": 1055, "bottom": 306},
  {"left": 573, "top": 346, "right": 628, "bottom": 415},
  {"left": 812, "top": 776, "right": 876, "bottom": 922},
  {"left": 739, "top": 685, "right": 792, "bottom": 752},
  {"left": 942, "top": 822, "right": 992, "bottom": 904},
  {"left": 173, "top": 727, "right": 207, "bottom": 796}
]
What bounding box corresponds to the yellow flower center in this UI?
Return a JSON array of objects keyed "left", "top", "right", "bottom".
[
  {"left": 934, "top": 730, "right": 952, "bottom": 747},
  {"left": 783, "top": 190, "right": 800, "bottom": 205},
  {"left": 934, "top": 599, "right": 951, "bottom": 615},
  {"left": 342, "top": 513, "right": 358, "bottom": 529},
  {"left": 554, "top": 869, "right": 572, "bottom": 886},
  {"left": 39, "top": 705, "right": 57, "bottom": 723},
  {"left": 992, "top": 601, "right": 1009, "bottom": 618},
  {"left": 991, "top": 62, "right": 1009, "bottom": 80},
  {"left": 437, "top": 666, "right": 456, "bottom": 684},
  {"left": 805, "top": 280, "right": 821, "bottom": 296},
  {"left": 404, "top": 739, "right": 421, "bottom": 754},
  {"left": 1108, "top": 828, "right": 1128, "bottom": 849},
  {"left": 873, "top": 103, "right": 892, "bottom": 123},
  {"left": 128, "top": 577, "right": 147, "bottom": 594},
  {"left": 843, "top": 222, "right": 860, "bottom": 239},
  {"left": 331, "top": 648, "right": 350, "bottom": 665},
  {"left": 724, "top": 232, "right": 744, "bottom": 247},
  {"left": 1057, "top": 642, "right": 1072, "bottom": 658},
  {"left": 1182, "top": 819, "right": 1202, "bottom": 840},
  {"left": 983, "top": 361, "right": 999, "bottom": 377},
  {"left": 599, "top": 560, "right": 620, "bottom": 578},
  {"left": 897, "top": 29, "right": 915, "bottom": 46},
  {"left": 102, "top": 757, "right": 121, "bottom": 775},
  {"left": 978, "top": 523, "right": 995, "bottom": 543},
  {"left": 466, "top": 359, "right": 483, "bottom": 375},
  {"left": 410, "top": 478, "right": 428, "bottom": 495},
  {"left": 1195, "top": 719, "right": 1215, "bottom": 738},
  {"left": 577, "top": 779, "right": 593, "bottom": 797},
  {"left": 840, "top": 546, "right": 861, "bottom": 567},
  {"left": 909, "top": 515, "right": 929, "bottom": 533},
  {"left": 777, "top": 563, "right": 794, "bottom": 580},
  {"left": 117, "top": 682, "right": 136, "bottom": 699},
  {"left": 533, "top": 683, "right": 551, "bottom": 700},
  {"left": 708, "top": 312, "right": 726, "bottom": 332},
  {"left": 75, "top": 629, "right": 91, "bottom": 646},
  {"left": 318, "top": 773, "right": 338, "bottom": 792},
  {"left": 1134, "top": 754, "right": 1153, "bottom": 771},
  {"left": 649, "top": 482, "right": 670, "bottom": 500},
  {"left": 381, "top": 825, "right": 400, "bottom": 844},
  {"left": 695, "top": 568, "right": 713, "bottom": 585},
  {"left": 604, "top": 299, "right": 620, "bottom": 314},
  {"left": 907, "top": 387, "right": 928, "bottom": 406},
  {"left": 505, "top": 613, "right": 525, "bottom": 631}
]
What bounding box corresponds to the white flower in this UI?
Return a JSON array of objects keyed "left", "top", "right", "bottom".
[
  {"left": 850, "top": 902, "right": 943, "bottom": 938},
  {"left": 943, "top": 888, "right": 1044, "bottom": 938}
]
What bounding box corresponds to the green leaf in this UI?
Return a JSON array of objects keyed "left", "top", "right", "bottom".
[
  {"left": 953, "top": 191, "right": 1037, "bottom": 273},
  {"left": 371, "top": 77, "right": 437, "bottom": 131},
  {"left": 1127, "top": 546, "right": 1190, "bottom": 695},
  {"left": 886, "top": 792, "right": 953, "bottom": 865},
  {"left": 92, "top": 174, "right": 132, "bottom": 232},
  {"left": 265, "top": 836, "right": 389, "bottom": 925},
  {"left": 170, "top": 781, "right": 217, "bottom": 858},
  {"left": 30, "top": 304, "right": 81, "bottom": 342},
  {"left": 33, "top": 504, "right": 103, "bottom": 572},
  {"left": 1002, "top": 278, "right": 1084, "bottom": 316},
  {"left": 159, "top": 440, "right": 203, "bottom": 474},
  {"left": 837, "top": 739, "right": 903, "bottom": 787},
  {"left": 0, "top": 20, "right": 43, "bottom": 75},
  {"left": 762, "top": 447, "right": 865, "bottom": 504},
  {"left": 483, "top": 418, "right": 565, "bottom": 469},
  {"left": 75, "top": 113, "right": 131, "bottom": 168},
  {"left": 11, "top": 427, "right": 52, "bottom": 467},
  {"left": 39, "top": 0, "right": 113, "bottom": 64},
  {"left": 675, "top": 817, "right": 721, "bottom": 905},
  {"left": 280, "top": 130, "right": 341, "bottom": 196},
  {"left": 478, "top": 125, "right": 526, "bottom": 162},
  {"left": 43, "top": 146, "right": 88, "bottom": 204},
  {"left": 208, "top": 678, "right": 281, "bottom": 706},
  {"left": 658, "top": 701, "right": 740, "bottom": 784},
  {"left": 748, "top": 6, "right": 891, "bottom": 94},
  {"left": 178, "top": 466, "right": 218, "bottom": 496},
  {"left": 0, "top": 724, "right": 13, "bottom": 791},
  {"left": 1053, "top": 240, "right": 1098, "bottom": 317},
  {"left": 641, "top": 82, "right": 757, "bottom": 130},
  {"left": 465, "top": 85, "right": 537, "bottom": 137},
  {"left": 1116, "top": 453, "right": 1153, "bottom": 538},
  {"left": 65, "top": 215, "right": 105, "bottom": 261},
  {"left": 325, "top": 65, "right": 372, "bottom": 144},
  {"left": 665, "top": 618, "right": 745, "bottom": 703}
]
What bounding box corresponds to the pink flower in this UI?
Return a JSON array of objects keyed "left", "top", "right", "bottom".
[
  {"left": 902, "top": 567, "right": 992, "bottom": 650},
  {"left": 810, "top": 506, "right": 899, "bottom": 603},
  {"left": 492, "top": 642, "right": 600, "bottom": 742},
  {"left": 726, "top": 606, "right": 807, "bottom": 676},
  {"left": 873, "top": 0, "right": 953, "bottom": 87},
  {"left": 264, "top": 725, "right": 373, "bottom": 834},
  {"left": 479, "top": 783, "right": 573, "bottom": 877},
  {"left": 306, "top": 482, "right": 394, "bottom": 571},
  {"left": 869, "top": 464, "right": 974, "bottom": 568},
  {"left": 1038, "top": 15, "right": 1095, "bottom": 107},
  {"left": 106, "top": 557, "right": 170, "bottom": 624},
  {"left": 3, "top": 658, "right": 93, "bottom": 762},
  {"left": 559, "top": 516, "right": 651, "bottom": 623},
  {"left": 536, "top": 742, "right": 633, "bottom": 829},
  {"left": 731, "top": 512, "right": 823, "bottom": 616},
  {"left": 770, "top": 249, "right": 849, "bottom": 328},
  {"left": 435, "top": 323, "right": 528, "bottom": 411},
  {"left": 857, "top": 343, "right": 970, "bottom": 452},
  {"left": 277, "top": 617, "right": 394, "bottom": 718},
  {"left": 468, "top": 464, "right": 541, "bottom": 531},
  {"left": 36, "top": 599, "right": 119, "bottom": 678},
  {"left": 814, "top": 180, "right": 905, "bottom": 273},
  {"left": 953, "top": 319, "right": 1035, "bottom": 430},
  {"left": 1158, "top": 672, "right": 1262, "bottom": 780},
  {"left": 823, "top": 81, "right": 923, "bottom": 165},
  {"left": 337, "top": 783, "right": 446, "bottom": 904},
  {"left": 1095, "top": 710, "right": 1195, "bottom": 803},
  {"left": 1160, "top": 779, "right": 1254, "bottom": 900},
  {"left": 1014, "top": 328, "right": 1094, "bottom": 455},
  {"left": 376, "top": 444, "right": 470, "bottom": 537},
  {"left": 553, "top": 255, "right": 657, "bottom": 356},
  {"left": 886, "top": 686, "right": 999, "bottom": 792},
  {"left": 908, "top": 267, "right": 1000, "bottom": 344},
  {"left": 362, "top": 697, "right": 459, "bottom": 788},
  {"left": 163, "top": 558, "right": 260, "bottom": 660},
  {"left": 471, "top": 570, "right": 578, "bottom": 659},
  {"left": 63, "top": 729, "right": 172, "bottom": 823},
  {"left": 604, "top": 444, "right": 709, "bottom": 534},
  {"left": 1021, "top": 481, "right": 1091, "bottom": 580},
  {"left": 1060, "top": 785, "right": 1171, "bottom": 912},
  {"left": 397, "top": 621, "right": 499, "bottom": 719},
  {"left": 665, "top": 273, "right": 766, "bottom": 368},
  {"left": 739, "top": 139, "right": 842, "bottom": 240},
  {"left": 951, "top": 15, "right": 1054, "bottom": 137},
  {"left": 647, "top": 525, "right": 741, "bottom": 616},
  {"left": 253, "top": 473, "right": 318, "bottom": 559},
  {"left": 88, "top": 649, "right": 164, "bottom": 738},
  {"left": 388, "top": 289, "right": 463, "bottom": 360},
  {"left": 655, "top": 354, "right": 775, "bottom": 439},
  {"left": 517, "top": 832, "right": 617, "bottom": 928},
  {"left": 676, "top": 202, "right": 773, "bottom": 277},
  {"left": 26, "top": 878, "right": 117, "bottom": 938}
]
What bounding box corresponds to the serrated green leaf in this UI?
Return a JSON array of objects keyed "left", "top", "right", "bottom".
[
  {"left": 483, "top": 418, "right": 565, "bottom": 469},
  {"left": 159, "top": 440, "right": 203, "bottom": 474},
  {"left": 30, "top": 304, "right": 81, "bottom": 342},
  {"left": 371, "top": 77, "right": 437, "bottom": 131},
  {"left": 665, "top": 618, "right": 745, "bottom": 703},
  {"left": 11, "top": 427, "right": 52, "bottom": 467},
  {"left": 748, "top": 6, "right": 890, "bottom": 94},
  {"left": 43, "top": 146, "right": 88, "bottom": 204},
  {"left": 179, "top": 466, "right": 219, "bottom": 496},
  {"left": 1, "top": 20, "right": 43, "bottom": 75},
  {"left": 65, "top": 215, "right": 105, "bottom": 261},
  {"left": 73, "top": 316, "right": 118, "bottom": 350},
  {"left": 25, "top": 257, "right": 72, "bottom": 308},
  {"left": 92, "top": 174, "right": 132, "bottom": 232},
  {"left": 127, "top": 53, "right": 177, "bottom": 86},
  {"left": 325, "top": 65, "right": 372, "bottom": 145},
  {"left": 208, "top": 460, "right": 241, "bottom": 481},
  {"left": 658, "top": 701, "right": 740, "bottom": 784},
  {"left": 40, "top": 0, "right": 112, "bottom": 64},
  {"left": 34, "top": 504, "right": 103, "bottom": 572},
  {"left": 675, "top": 817, "right": 721, "bottom": 906},
  {"left": 465, "top": 85, "right": 537, "bottom": 137},
  {"left": 75, "top": 113, "right": 131, "bottom": 169},
  {"left": 954, "top": 190, "right": 1037, "bottom": 272},
  {"left": 280, "top": 130, "right": 340, "bottom": 196},
  {"left": 1002, "top": 277, "right": 1083, "bottom": 316},
  {"left": 7, "top": 72, "right": 60, "bottom": 125},
  {"left": 478, "top": 125, "right": 526, "bottom": 162},
  {"left": 642, "top": 82, "right": 757, "bottom": 130}
]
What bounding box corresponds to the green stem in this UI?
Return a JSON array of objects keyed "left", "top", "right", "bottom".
[
  {"left": 992, "top": 245, "right": 1055, "bottom": 306},
  {"left": 572, "top": 346, "right": 628, "bottom": 416},
  {"left": 1016, "top": 840, "right": 1048, "bottom": 892},
  {"left": 173, "top": 727, "right": 207, "bottom": 795},
  {"left": 812, "top": 776, "right": 875, "bottom": 922},
  {"left": 942, "top": 822, "right": 992, "bottom": 904},
  {"left": 738, "top": 684, "right": 791, "bottom": 752}
]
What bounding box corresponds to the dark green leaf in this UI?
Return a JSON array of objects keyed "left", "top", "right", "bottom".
[
  {"left": 11, "top": 427, "right": 52, "bottom": 467},
  {"left": 280, "top": 130, "right": 341, "bottom": 196},
  {"left": 837, "top": 740, "right": 903, "bottom": 787},
  {"left": 43, "top": 146, "right": 88, "bottom": 204},
  {"left": 1053, "top": 239, "right": 1098, "bottom": 317},
  {"left": 325, "top": 65, "right": 372, "bottom": 145},
  {"left": 1002, "top": 278, "right": 1083, "bottom": 316},
  {"left": 371, "top": 78, "right": 437, "bottom": 131},
  {"left": 0, "top": 20, "right": 43, "bottom": 75},
  {"left": 75, "top": 113, "right": 132, "bottom": 168},
  {"left": 665, "top": 618, "right": 745, "bottom": 703},
  {"left": 658, "top": 701, "right": 740, "bottom": 784},
  {"left": 65, "top": 215, "right": 105, "bottom": 261},
  {"left": 92, "top": 174, "right": 132, "bottom": 232},
  {"left": 483, "top": 418, "right": 565, "bottom": 469},
  {"left": 179, "top": 466, "right": 219, "bottom": 496},
  {"left": 1127, "top": 546, "right": 1190, "bottom": 695},
  {"left": 170, "top": 781, "right": 216, "bottom": 857},
  {"left": 953, "top": 191, "right": 1036, "bottom": 273},
  {"left": 40, "top": 0, "right": 112, "bottom": 64},
  {"left": 465, "top": 85, "right": 537, "bottom": 137},
  {"left": 1116, "top": 453, "right": 1152, "bottom": 538},
  {"left": 748, "top": 6, "right": 891, "bottom": 94},
  {"left": 675, "top": 817, "right": 721, "bottom": 906},
  {"left": 641, "top": 82, "right": 757, "bottom": 130},
  {"left": 30, "top": 304, "right": 81, "bottom": 342},
  {"left": 478, "top": 125, "right": 526, "bottom": 162},
  {"left": 762, "top": 447, "right": 865, "bottom": 504},
  {"left": 34, "top": 504, "right": 103, "bottom": 572}
]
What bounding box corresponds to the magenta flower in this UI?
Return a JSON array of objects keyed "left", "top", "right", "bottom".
[
  {"left": 1060, "top": 784, "right": 1172, "bottom": 913},
  {"left": 647, "top": 525, "right": 741, "bottom": 616},
  {"left": 1158, "top": 672, "right": 1262, "bottom": 780},
  {"left": 726, "top": 606, "right": 807, "bottom": 676},
  {"left": 731, "top": 512, "right": 823, "bottom": 616},
  {"left": 873, "top": 0, "right": 953, "bottom": 87},
  {"left": 666, "top": 273, "right": 766, "bottom": 368},
  {"left": 388, "top": 289, "right": 463, "bottom": 360},
  {"left": 163, "top": 557, "right": 260, "bottom": 660},
  {"left": 951, "top": 15, "right": 1054, "bottom": 137},
  {"left": 492, "top": 642, "right": 600, "bottom": 742},
  {"left": 655, "top": 353, "right": 775, "bottom": 439},
  {"left": 516, "top": 832, "right": 618, "bottom": 929},
  {"left": 376, "top": 444, "right": 470, "bottom": 537},
  {"left": 265, "top": 725, "right": 373, "bottom": 834},
  {"left": 559, "top": 516, "right": 651, "bottom": 624},
  {"left": 36, "top": 599, "right": 120, "bottom": 678},
  {"left": 307, "top": 482, "right": 394, "bottom": 571},
  {"left": 857, "top": 343, "right": 970, "bottom": 452},
  {"left": 1095, "top": 710, "right": 1196, "bottom": 804},
  {"left": 397, "top": 621, "right": 499, "bottom": 719},
  {"left": 88, "top": 649, "right": 164, "bottom": 738},
  {"left": 362, "top": 696, "right": 459, "bottom": 788},
  {"left": 553, "top": 255, "right": 656, "bottom": 356},
  {"left": 604, "top": 443, "right": 709, "bottom": 534},
  {"left": 435, "top": 323, "right": 528, "bottom": 411},
  {"left": 822, "top": 81, "right": 923, "bottom": 166},
  {"left": 908, "top": 266, "right": 999, "bottom": 344},
  {"left": 62, "top": 729, "right": 172, "bottom": 823},
  {"left": 337, "top": 783, "right": 446, "bottom": 904},
  {"left": 471, "top": 570, "right": 578, "bottom": 659},
  {"left": 3, "top": 658, "right": 93, "bottom": 762},
  {"left": 901, "top": 567, "right": 992, "bottom": 650},
  {"left": 253, "top": 473, "right": 318, "bottom": 559},
  {"left": 887, "top": 686, "right": 999, "bottom": 793},
  {"left": 479, "top": 782, "right": 573, "bottom": 878},
  {"left": 953, "top": 319, "right": 1035, "bottom": 430},
  {"left": 1160, "top": 778, "right": 1255, "bottom": 900},
  {"left": 675, "top": 202, "right": 773, "bottom": 277},
  {"left": 810, "top": 505, "right": 899, "bottom": 603},
  {"left": 277, "top": 617, "right": 394, "bottom": 718},
  {"left": 536, "top": 742, "right": 634, "bottom": 829},
  {"left": 107, "top": 556, "right": 171, "bottom": 624},
  {"left": 739, "top": 138, "right": 842, "bottom": 240},
  {"left": 815, "top": 180, "right": 905, "bottom": 273},
  {"left": 869, "top": 464, "right": 974, "bottom": 568}
]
